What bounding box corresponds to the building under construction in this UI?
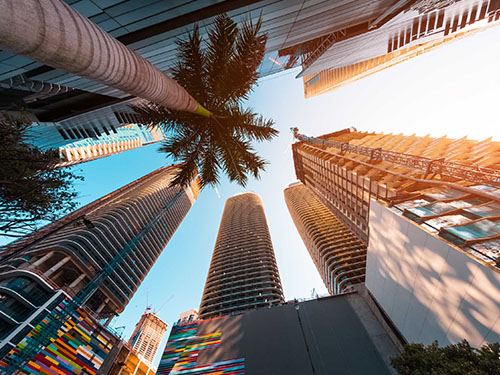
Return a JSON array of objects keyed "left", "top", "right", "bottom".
[
  {"left": 128, "top": 310, "right": 168, "bottom": 367},
  {"left": 292, "top": 127, "right": 500, "bottom": 247}
]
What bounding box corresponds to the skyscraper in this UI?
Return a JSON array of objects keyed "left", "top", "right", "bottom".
[
  {"left": 0, "top": 0, "right": 408, "bottom": 144},
  {"left": 21, "top": 97, "right": 147, "bottom": 152},
  {"left": 199, "top": 192, "right": 284, "bottom": 319},
  {"left": 56, "top": 124, "right": 165, "bottom": 167},
  {"left": 287, "top": 0, "right": 500, "bottom": 98},
  {"left": 292, "top": 127, "right": 500, "bottom": 245},
  {"left": 0, "top": 165, "right": 200, "bottom": 348},
  {"left": 284, "top": 182, "right": 366, "bottom": 295},
  {"left": 291, "top": 127, "right": 500, "bottom": 346},
  {"left": 128, "top": 309, "right": 168, "bottom": 367}
]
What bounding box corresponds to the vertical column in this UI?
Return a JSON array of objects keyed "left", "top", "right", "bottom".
[
  {"left": 44, "top": 256, "right": 71, "bottom": 277},
  {"left": 69, "top": 273, "right": 86, "bottom": 289},
  {"left": 96, "top": 298, "right": 110, "bottom": 314},
  {"left": 29, "top": 251, "right": 55, "bottom": 269}
]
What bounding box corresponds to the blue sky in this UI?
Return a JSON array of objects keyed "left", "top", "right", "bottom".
[{"left": 4, "top": 24, "right": 500, "bottom": 368}]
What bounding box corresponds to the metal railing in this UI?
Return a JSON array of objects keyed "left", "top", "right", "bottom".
[
  {"left": 292, "top": 128, "right": 500, "bottom": 184},
  {"left": 300, "top": 30, "right": 345, "bottom": 71}
]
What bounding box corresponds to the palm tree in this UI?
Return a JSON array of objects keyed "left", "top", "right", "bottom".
[
  {"left": 133, "top": 15, "right": 278, "bottom": 188},
  {"left": 0, "top": 0, "right": 209, "bottom": 115}
]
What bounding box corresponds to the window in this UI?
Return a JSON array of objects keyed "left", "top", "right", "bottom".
[{"left": 57, "top": 128, "right": 69, "bottom": 140}]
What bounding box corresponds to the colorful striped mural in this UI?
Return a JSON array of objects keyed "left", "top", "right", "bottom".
[
  {"left": 1, "top": 300, "right": 116, "bottom": 375},
  {"left": 157, "top": 320, "right": 245, "bottom": 375}
]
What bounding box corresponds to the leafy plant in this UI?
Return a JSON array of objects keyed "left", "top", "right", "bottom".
[
  {"left": 0, "top": 113, "right": 82, "bottom": 238},
  {"left": 133, "top": 14, "right": 278, "bottom": 188},
  {"left": 391, "top": 340, "right": 500, "bottom": 375}
]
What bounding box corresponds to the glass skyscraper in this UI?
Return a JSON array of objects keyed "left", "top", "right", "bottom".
[{"left": 0, "top": 165, "right": 200, "bottom": 354}]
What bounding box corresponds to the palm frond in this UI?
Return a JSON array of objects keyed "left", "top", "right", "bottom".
[
  {"left": 131, "top": 14, "right": 278, "bottom": 190},
  {"left": 169, "top": 161, "right": 199, "bottom": 188},
  {"left": 171, "top": 24, "right": 207, "bottom": 103},
  {"left": 200, "top": 145, "right": 221, "bottom": 187},
  {"left": 218, "top": 16, "right": 267, "bottom": 105},
  {"left": 205, "top": 14, "right": 238, "bottom": 105},
  {"left": 224, "top": 106, "right": 278, "bottom": 141}
]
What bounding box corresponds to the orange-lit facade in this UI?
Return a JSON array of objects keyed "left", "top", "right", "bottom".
[
  {"left": 289, "top": 0, "right": 500, "bottom": 98},
  {"left": 301, "top": 25, "right": 497, "bottom": 98},
  {"left": 292, "top": 128, "right": 500, "bottom": 348},
  {"left": 106, "top": 341, "right": 156, "bottom": 375},
  {"left": 199, "top": 193, "right": 284, "bottom": 319},
  {"left": 284, "top": 182, "right": 366, "bottom": 295},
  {"left": 292, "top": 128, "right": 500, "bottom": 246}
]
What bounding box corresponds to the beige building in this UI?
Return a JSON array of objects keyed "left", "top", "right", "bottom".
[
  {"left": 177, "top": 309, "right": 199, "bottom": 325},
  {"left": 128, "top": 311, "right": 168, "bottom": 367},
  {"left": 199, "top": 192, "right": 284, "bottom": 319},
  {"left": 284, "top": 182, "right": 366, "bottom": 295},
  {"left": 105, "top": 341, "right": 157, "bottom": 375},
  {"left": 57, "top": 124, "right": 165, "bottom": 167}
]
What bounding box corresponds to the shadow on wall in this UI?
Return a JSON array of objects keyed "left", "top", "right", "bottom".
[
  {"left": 194, "top": 297, "right": 393, "bottom": 375},
  {"left": 366, "top": 200, "right": 500, "bottom": 347}
]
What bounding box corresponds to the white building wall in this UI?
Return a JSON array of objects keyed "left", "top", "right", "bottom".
[{"left": 366, "top": 200, "right": 500, "bottom": 347}]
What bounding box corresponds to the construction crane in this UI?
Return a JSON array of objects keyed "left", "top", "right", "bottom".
[
  {"left": 1, "top": 187, "right": 187, "bottom": 374},
  {"left": 291, "top": 127, "right": 500, "bottom": 185}
]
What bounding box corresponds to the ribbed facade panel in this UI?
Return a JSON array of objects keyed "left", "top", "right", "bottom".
[
  {"left": 199, "top": 193, "right": 284, "bottom": 319},
  {"left": 0, "top": 165, "right": 199, "bottom": 342},
  {"left": 284, "top": 183, "right": 366, "bottom": 295},
  {"left": 300, "top": 0, "right": 500, "bottom": 81}
]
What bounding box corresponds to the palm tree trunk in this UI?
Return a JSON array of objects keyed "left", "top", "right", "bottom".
[{"left": 0, "top": 0, "right": 211, "bottom": 116}]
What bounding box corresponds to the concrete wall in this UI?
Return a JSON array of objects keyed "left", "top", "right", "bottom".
[
  {"left": 366, "top": 200, "right": 500, "bottom": 347},
  {"left": 159, "top": 293, "right": 397, "bottom": 375}
]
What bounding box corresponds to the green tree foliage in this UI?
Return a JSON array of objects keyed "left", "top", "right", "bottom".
[
  {"left": 133, "top": 14, "right": 278, "bottom": 188},
  {"left": 391, "top": 340, "right": 500, "bottom": 375},
  {"left": 0, "top": 114, "right": 82, "bottom": 238}
]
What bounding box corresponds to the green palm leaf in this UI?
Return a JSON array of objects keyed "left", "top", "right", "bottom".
[{"left": 132, "top": 14, "right": 278, "bottom": 189}]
